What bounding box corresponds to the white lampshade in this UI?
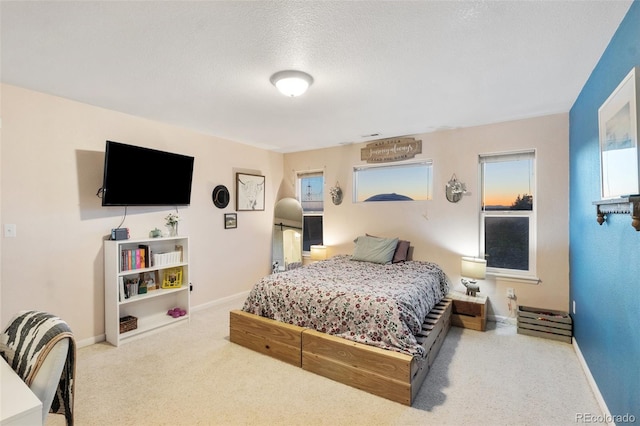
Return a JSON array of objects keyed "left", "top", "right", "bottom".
[
  {"left": 270, "top": 70, "right": 314, "bottom": 97},
  {"left": 461, "top": 257, "right": 487, "bottom": 280},
  {"left": 310, "top": 245, "right": 327, "bottom": 261}
]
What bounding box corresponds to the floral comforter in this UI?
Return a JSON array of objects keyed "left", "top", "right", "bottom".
[{"left": 242, "top": 255, "right": 450, "bottom": 357}]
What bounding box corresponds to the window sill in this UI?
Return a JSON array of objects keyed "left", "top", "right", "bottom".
[{"left": 490, "top": 273, "right": 540, "bottom": 285}]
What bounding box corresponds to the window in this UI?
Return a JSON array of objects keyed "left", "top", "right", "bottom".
[
  {"left": 353, "top": 161, "right": 433, "bottom": 202},
  {"left": 480, "top": 151, "right": 535, "bottom": 275},
  {"left": 298, "top": 171, "right": 324, "bottom": 253}
]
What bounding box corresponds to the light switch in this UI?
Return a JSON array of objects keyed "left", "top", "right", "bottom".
[{"left": 4, "top": 224, "right": 16, "bottom": 238}]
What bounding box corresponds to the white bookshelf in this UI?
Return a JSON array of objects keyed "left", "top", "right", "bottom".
[{"left": 104, "top": 236, "right": 190, "bottom": 346}]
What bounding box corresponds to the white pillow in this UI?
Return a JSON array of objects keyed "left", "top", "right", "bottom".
[{"left": 352, "top": 235, "right": 399, "bottom": 264}]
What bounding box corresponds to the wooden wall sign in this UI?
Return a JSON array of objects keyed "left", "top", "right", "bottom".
[{"left": 361, "top": 137, "right": 422, "bottom": 163}]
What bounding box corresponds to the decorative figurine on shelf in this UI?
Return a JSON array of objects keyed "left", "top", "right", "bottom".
[
  {"left": 149, "top": 228, "right": 163, "bottom": 238},
  {"left": 165, "top": 213, "right": 180, "bottom": 236},
  {"left": 461, "top": 279, "right": 481, "bottom": 297}
]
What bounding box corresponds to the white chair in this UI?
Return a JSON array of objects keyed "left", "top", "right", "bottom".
[
  {"left": 1, "top": 311, "right": 74, "bottom": 425},
  {"left": 30, "top": 337, "right": 70, "bottom": 424}
]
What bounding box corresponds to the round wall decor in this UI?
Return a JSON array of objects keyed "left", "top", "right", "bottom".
[
  {"left": 212, "top": 185, "right": 230, "bottom": 208},
  {"left": 445, "top": 174, "right": 466, "bottom": 203}
]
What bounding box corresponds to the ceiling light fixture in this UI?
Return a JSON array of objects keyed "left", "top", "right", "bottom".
[{"left": 270, "top": 70, "right": 314, "bottom": 97}]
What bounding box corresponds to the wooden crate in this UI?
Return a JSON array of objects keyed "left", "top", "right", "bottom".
[
  {"left": 301, "top": 298, "right": 452, "bottom": 406},
  {"left": 517, "top": 305, "right": 572, "bottom": 343},
  {"left": 230, "top": 299, "right": 452, "bottom": 406},
  {"left": 229, "top": 310, "right": 304, "bottom": 367},
  {"left": 448, "top": 292, "right": 487, "bottom": 331}
]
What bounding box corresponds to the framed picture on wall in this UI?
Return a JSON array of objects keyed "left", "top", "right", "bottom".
[
  {"left": 598, "top": 66, "right": 640, "bottom": 199},
  {"left": 236, "top": 173, "right": 265, "bottom": 211},
  {"left": 224, "top": 213, "right": 237, "bottom": 229}
]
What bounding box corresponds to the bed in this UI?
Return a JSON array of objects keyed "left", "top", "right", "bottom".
[{"left": 230, "top": 236, "right": 452, "bottom": 405}]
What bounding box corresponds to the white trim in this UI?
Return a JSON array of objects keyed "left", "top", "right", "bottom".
[
  {"left": 479, "top": 149, "right": 535, "bottom": 163},
  {"left": 191, "top": 290, "right": 250, "bottom": 312},
  {"left": 353, "top": 160, "right": 433, "bottom": 202},
  {"left": 353, "top": 159, "right": 432, "bottom": 172},
  {"left": 81, "top": 292, "right": 250, "bottom": 347},
  {"left": 76, "top": 334, "right": 106, "bottom": 348},
  {"left": 296, "top": 169, "right": 324, "bottom": 201},
  {"left": 573, "top": 337, "right": 614, "bottom": 426},
  {"left": 492, "top": 273, "right": 540, "bottom": 285},
  {"left": 479, "top": 149, "right": 537, "bottom": 276}
]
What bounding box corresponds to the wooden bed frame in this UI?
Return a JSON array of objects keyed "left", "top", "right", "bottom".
[{"left": 229, "top": 297, "right": 452, "bottom": 405}]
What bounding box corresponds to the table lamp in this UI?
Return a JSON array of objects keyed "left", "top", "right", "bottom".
[
  {"left": 460, "top": 256, "right": 486, "bottom": 296},
  {"left": 310, "top": 245, "right": 327, "bottom": 261}
]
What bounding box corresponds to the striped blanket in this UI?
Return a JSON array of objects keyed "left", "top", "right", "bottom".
[{"left": 0, "top": 311, "right": 75, "bottom": 425}]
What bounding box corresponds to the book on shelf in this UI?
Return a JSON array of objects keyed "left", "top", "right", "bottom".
[
  {"left": 120, "top": 248, "right": 151, "bottom": 272},
  {"left": 138, "top": 245, "right": 151, "bottom": 268},
  {"left": 119, "top": 271, "right": 159, "bottom": 300},
  {"left": 123, "top": 274, "right": 140, "bottom": 298},
  {"left": 119, "top": 276, "right": 125, "bottom": 302}
]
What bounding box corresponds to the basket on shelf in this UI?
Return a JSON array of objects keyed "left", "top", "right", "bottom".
[
  {"left": 162, "top": 267, "right": 183, "bottom": 289},
  {"left": 119, "top": 315, "right": 138, "bottom": 334}
]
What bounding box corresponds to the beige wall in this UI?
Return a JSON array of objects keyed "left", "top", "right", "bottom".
[
  {"left": 284, "top": 113, "right": 570, "bottom": 319},
  {"left": 0, "top": 84, "right": 281, "bottom": 343},
  {"left": 0, "top": 84, "right": 569, "bottom": 342}
]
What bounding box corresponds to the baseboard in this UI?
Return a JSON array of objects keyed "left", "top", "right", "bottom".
[
  {"left": 191, "top": 290, "right": 250, "bottom": 312},
  {"left": 572, "top": 337, "right": 613, "bottom": 425},
  {"left": 489, "top": 314, "right": 517, "bottom": 326},
  {"left": 77, "top": 334, "right": 106, "bottom": 348},
  {"left": 85, "top": 292, "right": 250, "bottom": 347}
]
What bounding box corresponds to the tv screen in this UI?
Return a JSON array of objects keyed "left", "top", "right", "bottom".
[{"left": 101, "top": 141, "right": 194, "bottom": 206}]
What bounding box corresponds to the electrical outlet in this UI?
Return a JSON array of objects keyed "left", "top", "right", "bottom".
[
  {"left": 4, "top": 224, "right": 16, "bottom": 238},
  {"left": 507, "top": 288, "right": 515, "bottom": 299}
]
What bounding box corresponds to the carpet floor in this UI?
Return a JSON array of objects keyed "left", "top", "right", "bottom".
[{"left": 47, "top": 300, "right": 602, "bottom": 425}]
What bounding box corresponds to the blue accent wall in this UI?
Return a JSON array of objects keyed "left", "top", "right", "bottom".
[{"left": 569, "top": 1, "right": 640, "bottom": 418}]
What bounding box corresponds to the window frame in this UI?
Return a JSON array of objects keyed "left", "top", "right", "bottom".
[
  {"left": 352, "top": 160, "right": 433, "bottom": 203},
  {"left": 297, "top": 170, "right": 324, "bottom": 256},
  {"left": 479, "top": 150, "right": 537, "bottom": 277}
]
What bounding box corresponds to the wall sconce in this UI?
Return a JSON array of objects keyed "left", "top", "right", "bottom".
[
  {"left": 446, "top": 174, "right": 467, "bottom": 203},
  {"left": 460, "top": 256, "right": 486, "bottom": 296},
  {"left": 310, "top": 245, "right": 327, "bottom": 261},
  {"left": 329, "top": 182, "right": 343, "bottom": 205}
]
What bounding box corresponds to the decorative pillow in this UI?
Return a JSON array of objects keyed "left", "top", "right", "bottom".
[
  {"left": 352, "top": 235, "right": 399, "bottom": 264},
  {"left": 392, "top": 240, "right": 411, "bottom": 263},
  {"left": 365, "top": 233, "right": 410, "bottom": 263}
]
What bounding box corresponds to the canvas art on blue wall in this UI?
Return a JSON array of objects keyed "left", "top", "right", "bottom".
[{"left": 598, "top": 66, "right": 640, "bottom": 199}]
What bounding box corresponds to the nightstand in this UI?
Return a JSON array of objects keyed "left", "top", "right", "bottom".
[{"left": 447, "top": 291, "right": 488, "bottom": 331}]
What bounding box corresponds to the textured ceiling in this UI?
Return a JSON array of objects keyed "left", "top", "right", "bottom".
[{"left": 0, "top": 1, "right": 633, "bottom": 153}]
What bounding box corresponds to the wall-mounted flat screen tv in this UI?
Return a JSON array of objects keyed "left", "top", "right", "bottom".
[{"left": 101, "top": 141, "right": 195, "bottom": 206}]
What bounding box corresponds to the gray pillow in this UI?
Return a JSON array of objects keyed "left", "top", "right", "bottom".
[
  {"left": 392, "top": 240, "right": 411, "bottom": 263},
  {"left": 364, "top": 233, "right": 410, "bottom": 263},
  {"left": 352, "top": 235, "right": 399, "bottom": 264}
]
